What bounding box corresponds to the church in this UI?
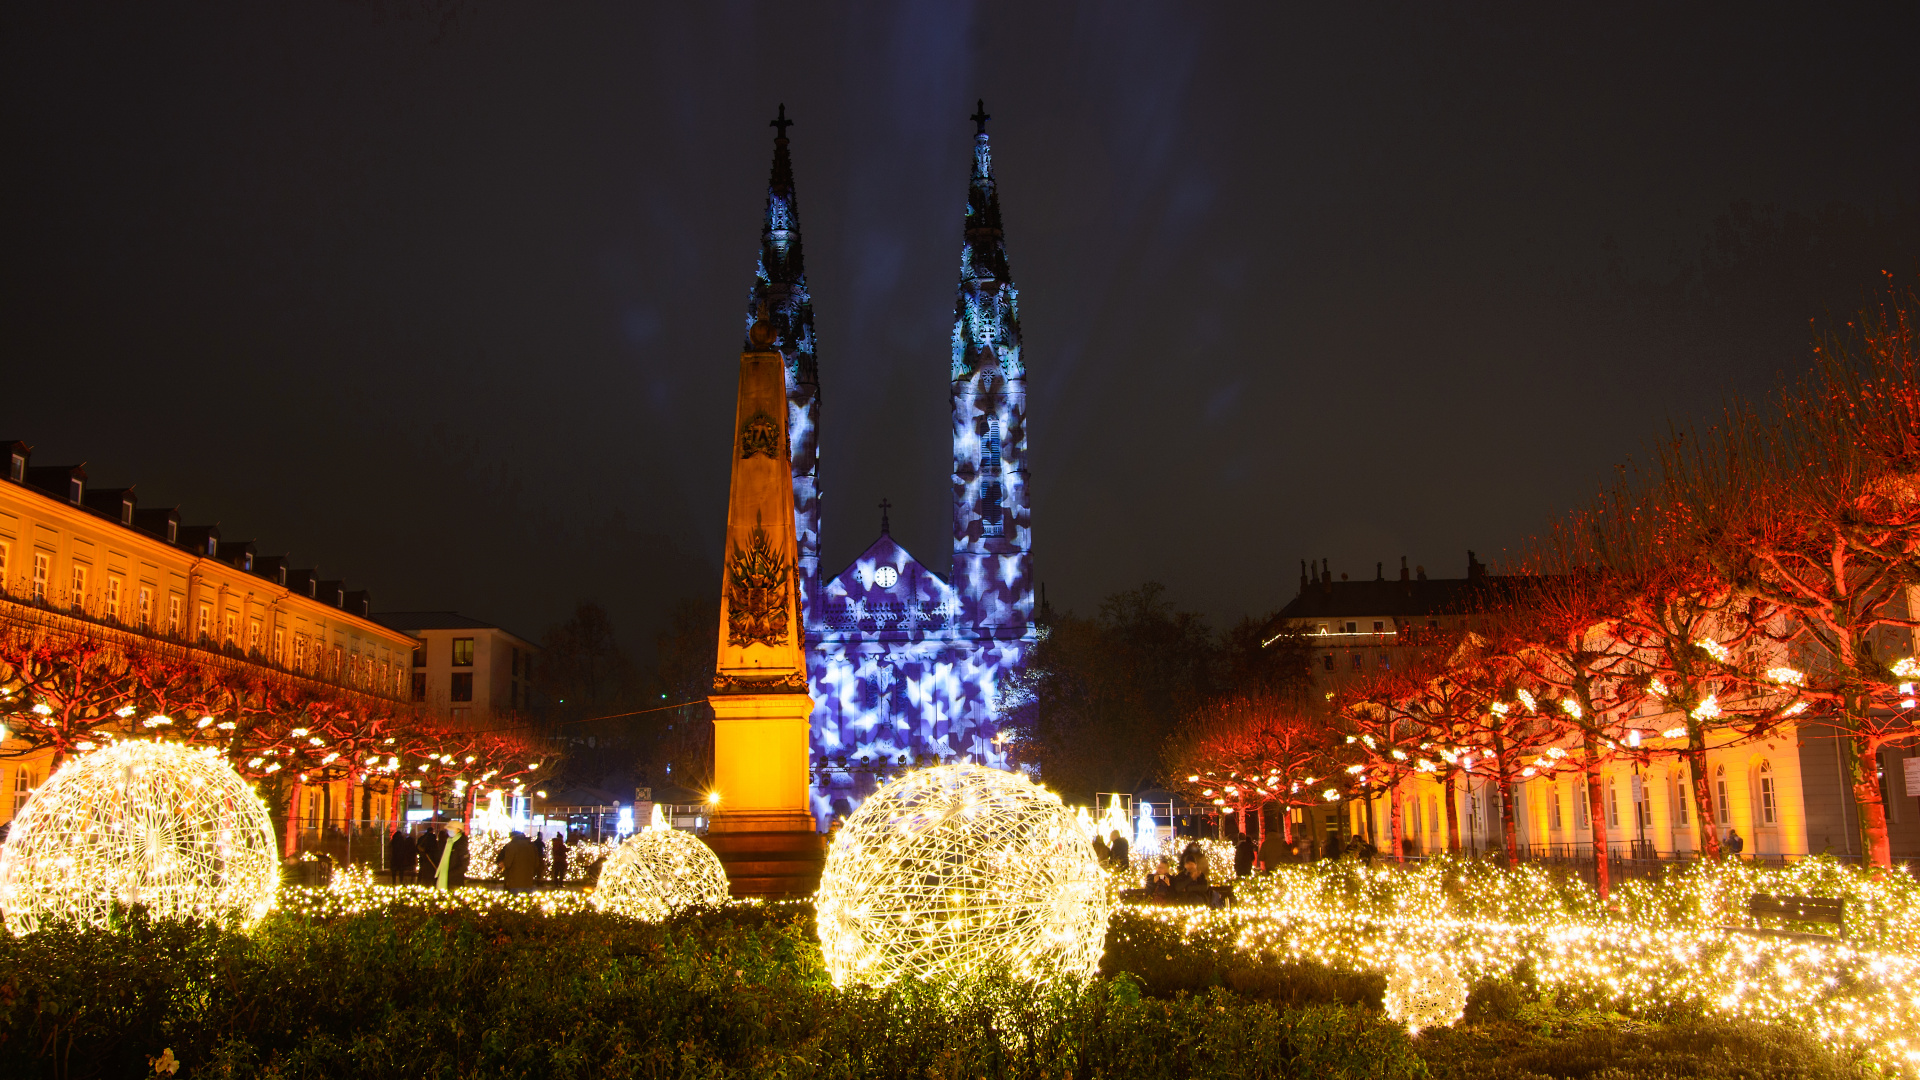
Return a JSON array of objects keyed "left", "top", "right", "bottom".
[{"left": 742, "top": 105, "right": 1036, "bottom": 827}]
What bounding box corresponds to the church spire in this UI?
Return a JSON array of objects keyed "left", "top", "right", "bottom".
[
  {"left": 745, "top": 104, "right": 822, "bottom": 631},
  {"left": 950, "top": 101, "right": 1033, "bottom": 637}
]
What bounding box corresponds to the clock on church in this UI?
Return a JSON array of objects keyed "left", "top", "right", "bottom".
[{"left": 872, "top": 566, "right": 898, "bottom": 588}]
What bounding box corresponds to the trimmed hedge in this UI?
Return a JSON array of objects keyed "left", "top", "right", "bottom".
[{"left": 0, "top": 902, "right": 1425, "bottom": 1080}]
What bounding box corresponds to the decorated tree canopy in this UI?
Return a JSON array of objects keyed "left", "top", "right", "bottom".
[
  {"left": 815, "top": 763, "right": 1110, "bottom": 988},
  {"left": 0, "top": 740, "right": 279, "bottom": 934}
]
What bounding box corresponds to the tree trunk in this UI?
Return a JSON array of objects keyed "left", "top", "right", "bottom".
[
  {"left": 1389, "top": 780, "right": 1406, "bottom": 863},
  {"left": 1685, "top": 744, "right": 1722, "bottom": 859},
  {"left": 283, "top": 780, "right": 304, "bottom": 860},
  {"left": 1444, "top": 775, "right": 1460, "bottom": 854},
  {"left": 1498, "top": 775, "right": 1519, "bottom": 868},
  {"left": 1582, "top": 741, "right": 1610, "bottom": 899},
  {"left": 1853, "top": 733, "right": 1892, "bottom": 868}
]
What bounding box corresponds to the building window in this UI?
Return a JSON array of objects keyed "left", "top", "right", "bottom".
[
  {"left": 1575, "top": 785, "right": 1589, "bottom": 829},
  {"left": 413, "top": 647, "right": 425, "bottom": 669},
  {"left": 139, "top": 586, "right": 152, "bottom": 627},
  {"left": 168, "top": 595, "right": 182, "bottom": 634},
  {"left": 511, "top": 647, "right": 521, "bottom": 677},
  {"left": 249, "top": 619, "right": 262, "bottom": 653},
  {"left": 197, "top": 605, "right": 211, "bottom": 641},
  {"left": 1344, "top": 621, "right": 1357, "bottom": 634},
  {"left": 69, "top": 563, "right": 88, "bottom": 609},
  {"left": 1373, "top": 621, "right": 1384, "bottom": 633},
  {"left": 32, "top": 552, "right": 50, "bottom": 601},
  {"left": 104, "top": 576, "right": 122, "bottom": 620},
  {"left": 67, "top": 477, "right": 82, "bottom": 503},
  {"left": 450, "top": 672, "right": 474, "bottom": 702},
  {"left": 1757, "top": 761, "right": 1777, "bottom": 827},
  {"left": 1606, "top": 777, "right": 1620, "bottom": 829},
  {"left": 1350, "top": 653, "right": 1362, "bottom": 671},
  {"left": 1549, "top": 784, "right": 1563, "bottom": 832},
  {"left": 411, "top": 673, "right": 427, "bottom": 702},
  {"left": 0, "top": 541, "right": 8, "bottom": 592},
  {"left": 1715, "top": 765, "right": 1730, "bottom": 826},
  {"left": 294, "top": 633, "right": 309, "bottom": 670},
  {"left": 273, "top": 626, "right": 285, "bottom": 664},
  {"left": 12, "top": 768, "right": 34, "bottom": 818},
  {"left": 1322, "top": 653, "right": 1334, "bottom": 671},
  {"left": 452, "top": 638, "right": 474, "bottom": 667},
  {"left": 6, "top": 452, "right": 20, "bottom": 483},
  {"left": 224, "top": 611, "right": 237, "bottom": 646}
]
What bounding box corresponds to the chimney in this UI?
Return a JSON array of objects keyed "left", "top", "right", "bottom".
[
  {"left": 1468, "top": 550, "right": 1485, "bottom": 582},
  {"left": 1375, "top": 561, "right": 1384, "bottom": 581},
  {"left": 1416, "top": 565, "right": 1427, "bottom": 581},
  {"left": 1300, "top": 559, "right": 1309, "bottom": 595},
  {"left": 1400, "top": 556, "right": 1410, "bottom": 583}
]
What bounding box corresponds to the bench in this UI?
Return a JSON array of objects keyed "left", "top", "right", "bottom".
[{"left": 1733, "top": 894, "right": 1845, "bottom": 940}]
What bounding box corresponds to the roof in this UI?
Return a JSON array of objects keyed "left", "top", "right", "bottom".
[
  {"left": 374, "top": 611, "right": 511, "bottom": 633},
  {"left": 1277, "top": 577, "right": 1489, "bottom": 621}
]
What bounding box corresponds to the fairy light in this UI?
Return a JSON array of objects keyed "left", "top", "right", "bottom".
[
  {"left": 815, "top": 763, "right": 1110, "bottom": 989},
  {"left": 1384, "top": 953, "right": 1468, "bottom": 1034},
  {"left": 1691, "top": 694, "right": 1722, "bottom": 720},
  {"left": 1767, "top": 667, "right": 1806, "bottom": 687},
  {"left": 1696, "top": 638, "right": 1731, "bottom": 663},
  {"left": 0, "top": 740, "right": 279, "bottom": 934},
  {"left": 593, "top": 806, "right": 730, "bottom": 921}
]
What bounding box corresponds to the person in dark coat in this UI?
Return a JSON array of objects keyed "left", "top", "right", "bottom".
[
  {"left": 1324, "top": 831, "right": 1345, "bottom": 860},
  {"left": 1144, "top": 857, "right": 1174, "bottom": 900},
  {"left": 549, "top": 834, "right": 569, "bottom": 887},
  {"left": 1171, "top": 852, "right": 1218, "bottom": 907},
  {"left": 1091, "top": 833, "right": 1111, "bottom": 866},
  {"left": 500, "top": 832, "right": 539, "bottom": 893},
  {"left": 389, "top": 828, "right": 417, "bottom": 885},
  {"left": 1107, "top": 830, "right": 1130, "bottom": 871},
  {"left": 447, "top": 827, "right": 470, "bottom": 887},
  {"left": 417, "top": 828, "right": 445, "bottom": 884},
  {"left": 1259, "top": 829, "right": 1288, "bottom": 872},
  {"left": 1234, "top": 834, "right": 1257, "bottom": 877}
]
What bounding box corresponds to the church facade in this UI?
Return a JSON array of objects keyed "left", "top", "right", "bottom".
[{"left": 742, "top": 105, "right": 1036, "bottom": 826}]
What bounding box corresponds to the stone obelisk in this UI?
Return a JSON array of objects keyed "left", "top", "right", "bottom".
[{"left": 704, "top": 318, "right": 824, "bottom": 896}]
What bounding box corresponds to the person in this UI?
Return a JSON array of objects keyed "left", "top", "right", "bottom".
[
  {"left": 500, "top": 831, "right": 539, "bottom": 894},
  {"left": 549, "top": 833, "right": 569, "bottom": 887},
  {"left": 1259, "top": 828, "right": 1288, "bottom": 873},
  {"left": 1351, "top": 832, "right": 1376, "bottom": 863},
  {"left": 417, "top": 828, "right": 445, "bottom": 886},
  {"left": 1108, "top": 829, "right": 1130, "bottom": 871},
  {"left": 434, "top": 822, "right": 468, "bottom": 891},
  {"left": 1144, "top": 857, "right": 1174, "bottom": 901},
  {"left": 1324, "top": 830, "right": 1345, "bottom": 860},
  {"left": 1234, "top": 833, "right": 1257, "bottom": 877},
  {"left": 389, "top": 828, "right": 417, "bottom": 886},
  {"left": 1171, "top": 853, "right": 1217, "bottom": 908},
  {"left": 1091, "top": 832, "right": 1110, "bottom": 867},
  {"left": 1726, "top": 828, "right": 1745, "bottom": 855}
]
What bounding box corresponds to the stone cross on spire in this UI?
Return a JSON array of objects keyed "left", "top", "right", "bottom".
[
  {"left": 970, "top": 99, "right": 991, "bottom": 135},
  {"left": 878, "top": 497, "right": 892, "bottom": 535},
  {"left": 771, "top": 103, "right": 793, "bottom": 138}
]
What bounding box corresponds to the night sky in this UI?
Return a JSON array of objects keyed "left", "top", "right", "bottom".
[{"left": 3, "top": 3, "right": 1916, "bottom": 657}]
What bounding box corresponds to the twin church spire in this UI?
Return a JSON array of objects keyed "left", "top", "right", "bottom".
[{"left": 741, "top": 103, "right": 1033, "bottom": 637}]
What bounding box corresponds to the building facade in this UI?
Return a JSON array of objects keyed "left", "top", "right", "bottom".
[
  {"left": 1267, "top": 553, "right": 1920, "bottom": 863},
  {"left": 372, "top": 611, "right": 539, "bottom": 725},
  {"left": 742, "top": 108, "right": 1037, "bottom": 827},
  {"left": 0, "top": 440, "right": 416, "bottom": 831}
]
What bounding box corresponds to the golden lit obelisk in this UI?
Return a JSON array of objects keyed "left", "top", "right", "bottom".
[{"left": 703, "top": 318, "right": 824, "bottom": 896}]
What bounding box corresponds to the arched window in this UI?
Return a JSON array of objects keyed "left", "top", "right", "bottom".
[
  {"left": 1756, "top": 761, "right": 1778, "bottom": 827},
  {"left": 1715, "top": 764, "right": 1731, "bottom": 825}
]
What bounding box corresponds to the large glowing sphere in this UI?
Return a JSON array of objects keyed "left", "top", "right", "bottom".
[
  {"left": 592, "top": 826, "right": 730, "bottom": 920},
  {"left": 1384, "top": 953, "right": 1468, "bottom": 1034},
  {"left": 815, "top": 763, "right": 1110, "bottom": 987},
  {"left": 0, "top": 740, "right": 279, "bottom": 934}
]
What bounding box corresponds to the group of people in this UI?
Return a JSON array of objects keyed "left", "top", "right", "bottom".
[
  {"left": 1126, "top": 840, "right": 1228, "bottom": 908},
  {"left": 386, "top": 825, "right": 570, "bottom": 892}
]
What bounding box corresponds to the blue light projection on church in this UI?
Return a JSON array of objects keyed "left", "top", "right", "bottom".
[{"left": 744, "top": 103, "right": 1036, "bottom": 827}]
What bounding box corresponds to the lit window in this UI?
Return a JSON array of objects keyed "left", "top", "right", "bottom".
[
  {"left": 1757, "top": 762, "right": 1777, "bottom": 827},
  {"left": 1606, "top": 778, "right": 1620, "bottom": 829},
  {"left": 1674, "top": 773, "right": 1690, "bottom": 826},
  {"left": 6, "top": 452, "right": 21, "bottom": 483},
  {"left": 138, "top": 586, "right": 152, "bottom": 627},
  {"left": 1715, "top": 765, "right": 1730, "bottom": 825},
  {"left": 273, "top": 626, "right": 284, "bottom": 664},
  {"left": 294, "top": 633, "right": 309, "bottom": 669},
  {"left": 168, "top": 595, "right": 182, "bottom": 634},
  {"left": 70, "top": 563, "right": 88, "bottom": 606},
  {"left": 224, "top": 611, "right": 236, "bottom": 645},
  {"left": 452, "top": 638, "right": 474, "bottom": 667},
  {"left": 12, "top": 768, "right": 35, "bottom": 817},
  {"left": 29, "top": 551, "right": 48, "bottom": 600},
  {"left": 105, "top": 576, "right": 121, "bottom": 620},
  {"left": 0, "top": 541, "right": 8, "bottom": 590},
  {"left": 1549, "top": 784, "right": 1562, "bottom": 831},
  {"left": 248, "top": 619, "right": 262, "bottom": 653},
  {"left": 67, "top": 477, "right": 82, "bottom": 503},
  {"left": 197, "top": 605, "right": 211, "bottom": 640}
]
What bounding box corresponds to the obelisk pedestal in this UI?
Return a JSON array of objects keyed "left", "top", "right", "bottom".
[{"left": 703, "top": 320, "right": 825, "bottom": 897}]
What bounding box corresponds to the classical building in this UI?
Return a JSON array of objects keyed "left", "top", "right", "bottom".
[
  {"left": 1264, "top": 553, "right": 1920, "bottom": 863},
  {"left": 744, "top": 105, "right": 1037, "bottom": 827},
  {"left": 371, "top": 611, "right": 539, "bottom": 725},
  {"left": 0, "top": 439, "right": 416, "bottom": 830}
]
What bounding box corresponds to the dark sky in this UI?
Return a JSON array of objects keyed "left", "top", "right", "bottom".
[{"left": 3, "top": 2, "right": 1916, "bottom": 659}]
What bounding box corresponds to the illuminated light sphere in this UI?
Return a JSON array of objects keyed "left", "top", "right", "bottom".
[
  {"left": 0, "top": 740, "right": 279, "bottom": 935},
  {"left": 1383, "top": 953, "right": 1468, "bottom": 1035},
  {"left": 592, "top": 809, "right": 730, "bottom": 920},
  {"left": 815, "top": 763, "right": 1111, "bottom": 988}
]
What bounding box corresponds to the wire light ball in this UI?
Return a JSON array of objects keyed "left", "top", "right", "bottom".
[
  {"left": 592, "top": 815, "right": 730, "bottom": 921},
  {"left": 815, "top": 763, "right": 1112, "bottom": 988},
  {"left": 1383, "top": 952, "right": 1469, "bottom": 1035},
  {"left": 0, "top": 740, "right": 279, "bottom": 935}
]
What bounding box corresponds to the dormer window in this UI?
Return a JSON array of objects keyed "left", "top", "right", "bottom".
[
  {"left": 166, "top": 521, "right": 178, "bottom": 544},
  {"left": 275, "top": 566, "right": 286, "bottom": 586},
  {"left": 8, "top": 453, "right": 22, "bottom": 482},
  {"left": 306, "top": 580, "right": 316, "bottom": 598},
  {"left": 68, "top": 477, "right": 83, "bottom": 504},
  {"left": 205, "top": 537, "right": 217, "bottom": 557},
  {"left": 119, "top": 497, "right": 133, "bottom": 525},
  {"left": 242, "top": 552, "right": 254, "bottom": 571}
]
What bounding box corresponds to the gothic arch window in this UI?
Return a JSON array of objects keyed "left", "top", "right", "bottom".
[{"left": 980, "top": 414, "right": 1004, "bottom": 537}]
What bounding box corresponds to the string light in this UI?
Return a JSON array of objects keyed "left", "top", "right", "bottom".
[
  {"left": 0, "top": 741, "right": 278, "bottom": 934},
  {"left": 593, "top": 806, "right": 730, "bottom": 920},
  {"left": 1384, "top": 953, "right": 1468, "bottom": 1034},
  {"left": 815, "top": 764, "right": 1110, "bottom": 988}
]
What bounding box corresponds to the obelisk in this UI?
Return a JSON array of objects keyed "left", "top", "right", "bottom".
[{"left": 704, "top": 318, "right": 824, "bottom": 896}]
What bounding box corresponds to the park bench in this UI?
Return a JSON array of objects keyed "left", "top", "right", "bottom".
[{"left": 1732, "top": 893, "right": 1845, "bottom": 940}]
